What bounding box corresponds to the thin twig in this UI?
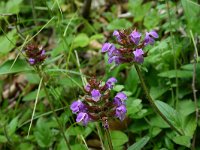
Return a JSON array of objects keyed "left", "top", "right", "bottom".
[
  {"left": 134, "top": 64, "right": 183, "bottom": 135},
  {"left": 190, "top": 30, "right": 199, "bottom": 150}
]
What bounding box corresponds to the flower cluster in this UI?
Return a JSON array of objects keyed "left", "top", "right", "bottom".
[
  {"left": 102, "top": 29, "right": 158, "bottom": 65},
  {"left": 70, "top": 77, "right": 127, "bottom": 128},
  {"left": 25, "top": 44, "right": 46, "bottom": 65}
]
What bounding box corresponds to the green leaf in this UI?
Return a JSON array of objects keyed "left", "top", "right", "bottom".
[
  {"left": 158, "top": 70, "right": 192, "bottom": 78},
  {"left": 0, "top": 29, "right": 18, "bottom": 55},
  {"left": 127, "top": 98, "right": 143, "bottom": 118},
  {"left": 110, "top": 130, "right": 128, "bottom": 147},
  {"left": 7, "top": 117, "right": 18, "bottom": 135},
  {"left": 177, "top": 100, "right": 195, "bottom": 116},
  {"left": 144, "top": 10, "right": 160, "bottom": 29},
  {"left": 17, "top": 143, "right": 34, "bottom": 150},
  {"left": 107, "top": 19, "right": 132, "bottom": 30},
  {"left": 173, "top": 136, "right": 191, "bottom": 148},
  {"left": 0, "top": 59, "right": 32, "bottom": 75},
  {"left": 67, "top": 126, "right": 84, "bottom": 136},
  {"left": 128, "top": 136, "right": 150, "bottom": 150},
  {"left": 155, "top": 100, "right": 183, "bottom": 130},
  {"left": 23, "top": 89, "right": 45, "bottom": 101},
  {"left": 181, "top": 0, "right": 200, "bottom": 33},
  {"left": 74, "top": 33, "right": 90, "bottom": 48},
  {"left": 128, "top": 0, "right": 151, "bottom": 22},
  {"left": 6, "top": 0, "right": 23, "bottom": 13},
  {"left": 113, "top": 85, "right": 124, "bottom": 92},
  {"left": 150, "top": 86, "right": 169, "bottom": 100},
  {"left": 125, "top": 67, "right": 139, "bottom": 94},
  {"left": 0, "top": 135, "right": 7, "bottom": 143},
  {"left": 34, "top": 118, "right": 54, "bottom": 148}
]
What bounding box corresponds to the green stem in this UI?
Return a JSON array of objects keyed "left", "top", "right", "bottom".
[
  {"left": 134, "top": 64, "right": 182, "bottom": 135},
  {"left": 105, "top": 128, "right": 113, "bottom": 150},
  {"left": 36, "top": 67, "right": 71, "bottom": 150}
]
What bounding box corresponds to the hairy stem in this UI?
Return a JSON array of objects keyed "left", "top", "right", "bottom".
[
  {"left": 190, "top": 30, "right": 198, "bottom": 150},
  {"left": 37, "top": 67, "right": 71, "bottom": 150},
  {"left": 105, "top": 128, "right": 113, "bottom": 150},
  {"left": 134, "top": 64, "right": 182, "bottom": 135}
]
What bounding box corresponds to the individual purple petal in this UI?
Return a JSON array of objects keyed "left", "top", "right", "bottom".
[
  {"left": 149, "top": 30, "right": 159, "bottom": 38},
  {"left": 102, "top": 43, "right": 116, "bottom": 53},
  {"left": 115, "top": 105, "right": 127, "bottom": 121},
  {"left": 114, "top": 92, "right": 127, "bottom": 106},
  {"left": 29, "top": 58, "right": 35, "bottom": 65},
  {"left": 129, "top": 30, "right": 141, "bottom": 45},
  {"left": 133, "top": 49, "right": 144, "bottom": 63},
  {"left": 76, "top": 112, "right": 90, "bottom": 125},
  {"left": 91, "top": 89, "right": 101, "bottom": 102},
  {"left": 113, "top": 30, "right": 120, "bottom": 37},
  {"left": 84, "top": 84, "right": 91, "bottom": 92},
  {"left": 144, "top": 30, "right": 158, "bottom": 45},
  {"left": 70, "top": 100, "right": 85, "bottom": 114},
  {"left": 105, "top": 77, "right": 117, "bottom": 89},
  {"left": 41, "top": 49, "right": 46, "bottom": 56}
]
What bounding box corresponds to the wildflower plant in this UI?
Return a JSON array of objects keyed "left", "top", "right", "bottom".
[
  {"left": 102, "top": 29, "right": 158, "bottom": 65},
  {"left": 25, "top": 44, "right": 46, "bottom": 65},
  {"left": 70, "top": 77, "right": 127, "bottom": 128}
]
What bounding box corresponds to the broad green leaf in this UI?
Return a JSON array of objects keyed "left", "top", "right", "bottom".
[
  {"left": 128, "top": 0, "right": 151, "bottom": 22},
  {"left": 173, "top": 136, "right": 191, "bottom": 148},
  {"left": 158, "top": 70, "right": 192, "bottom": 78},
  {"left": 34, "top": 118, "right": 54, "bottom": 147},
  {"left": 181, "top": 0, "right": 200, "bottom": 33},
  {"left": 126, "top": 98, "right": 143, "bottom": 118},
  {"left": 110, "top": 130, "right": 128, "bottom": 147},
  {"left": 128, "top": 120, "right": 149, "bottom": 133},
  {"left": 0, "top": 135, "right": 7, "bottom": 143},
  {"left": 150, "top": 86, "right": 169, "bottom": 100},
  {"left": 144, "top": 10, "right": 160, "bottom": 29},
  {"left": 74, "top": 33, "right": 89, "bottom": 48},
  {"left": 6, "top": 0, "right": 23, "bottom": 13},
  {"left": 107, "top": 19, "right": 132, "bottom": 30},
  {"left": 155, "top": 100, "right": 182, "bottom": 130},
  {"left": 177, "top": 100, "right": 195, "bottom": 116},
  {"left": 8, "top": 117, "right": 18, "bottom": 135},
  {"left": 23, "top": 89, "right": 45, "bottom": 101},
  {"left": 67, "top": 126, "right": 84, "bottom": 136},
  {"left": 125, "top": 67, "right": 139, "bottom": 94},
  {"left": 183, "top": 116, "right": 197, "bottom": 137},
  {"left": 0, "top": 59, "right": 32, "bottom": 75},
  {"left": 17, "top": 143, "right": 34, "bottom": 150},
  {"left": 0, "top": 29, "right": 18, "bottom": 55},
  {"left": 128, "top": 136, "right": 150, "bottom": 150},
  {"left": 113, "top": 85, "right": 124, "bottom": 92},
  {"left": 150, "top": 115, "right": 169, "bottom": 128}
]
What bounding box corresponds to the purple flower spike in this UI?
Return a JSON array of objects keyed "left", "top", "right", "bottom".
[
  {"left": 115, "top": 105, "right": 127, "bottom": 121},
  {"left": 76, "top": 112, "right": 90, "bottom": 125},
  {"left": 130, "top": 30, "right": 141, "bottom": 45},
  {"left": 29, "top": 58, "right": 35, "bottom": 65},
  {"left": 114, "top": 92, "right": 127, "bottom": 106},
  {"left": 70, "top": 100, "right": 85, "bottom": 114},
  {"left": 106, "top": 77, "right": 117, "bottom": 89},
  {"left": 144, "top": 30, "right": 159, "bottom": 45},
  {"left": 133, "top": 49, "right": 144, "bottom": 63},
  {"left": 91, "top": 89, "right": 101, "bottom": 102},
  {"left": 102, "top": 43, "right": 116, "bottom": 53}
]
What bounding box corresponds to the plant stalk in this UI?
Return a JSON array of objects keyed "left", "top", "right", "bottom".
[
  {"left": 134, "top": 64, "right": 182, "bottom": 135},
  {"left": 36, "top": 67, "right": 71, "bottom": 150},
  {"left": 105, "top": 128, "right": 113, "bottom": 150}
]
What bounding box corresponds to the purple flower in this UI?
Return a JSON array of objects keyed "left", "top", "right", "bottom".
[
  {"left": 91, "top": 89, "right": 101, "bottom": 102},
  {"left": 76, "top": 112, "right": 90, "bottom": 125},
  {"left": 144, "top": 30, "right": 159, "bottom": 45},
  {"left": 115, "top": 105, "right": 127, "bottom": 121},
  {"left": 84, "top": 84, "right": 91, "bottom": 92},
  {"left": 105, "top": 77, "right": 117, "bottom": 89},
  {"left": 114, "top": 92, "right": 127, "bottom": 106},
  {"left": 70, "top": 100, "right": 85, "bottom": 114},
  {"left": 130, "top": 30, "right": 141, "bottom": 45},
  {"left": 102, "top": 43, "right": 116, "bottom": 53},
  {"left": 133, "top": 49, "right": 144, "bottom": 63},
  {"left": 41, "top": 49, "right": 46, "bottom": 56},
  {"left": 113, "top": 30, "right": 122, "bottom": 42},
  {"left": 29, "top": 58, "right": 35, "bottom": 65}
]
